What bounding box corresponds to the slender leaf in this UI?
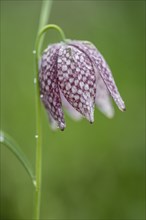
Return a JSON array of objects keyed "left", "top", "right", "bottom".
[{"left": 0, "top": 131, "right": 36, "bottom": 187}]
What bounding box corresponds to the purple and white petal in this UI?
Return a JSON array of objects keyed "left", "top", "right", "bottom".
[
  {"left": 57, "top": 44, "right": 96, "bottom": 123},
  {"left": 39, "top": 39, "right": 126, "bottom": 130},
  {"left": 69, "top": 40, "right": 126, "bottom": 111},
  {"left": 95, "top": 69, "right": 114, "bottom": 118},
  {"left": 69, "top": 40, "right": 100, "bottom": 58},
  {"left": 60, "top": 91, "right": 82, "bottom": 120},
  {"left": 48, "top": 113, "right": 58, "bottom": 130},
  {"left": 93, "top": 54, "right": 126, "bottom": 111},
  {"left": 39, "top": 44, "right": 66, "bottom": 130}
]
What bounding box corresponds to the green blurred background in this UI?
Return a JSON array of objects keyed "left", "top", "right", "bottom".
[{"left": 0, "top": 0, "right": 145, "bottom": 219}]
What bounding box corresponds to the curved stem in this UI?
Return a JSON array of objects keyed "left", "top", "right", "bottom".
[
  {"left": 34, "top": 24, "right": 66, "bottom": 219},
  {"left": 35, "top": 24, "right": 66, "bottom": 60}
]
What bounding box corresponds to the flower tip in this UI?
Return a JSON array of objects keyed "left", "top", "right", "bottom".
[
  {"left": 118, "top": 103, "right": 126, "bottom": 112},
  {"left": 86, "top": 108, "right": 94, "bottom": 124},
  {"left": 107, "top": 114, "right": 114, "bottom": 119},
  {"left": 115, "top": 97, "right": 126, "bottom": 113},
  {"left": 59, "top": 122, "right": 66, "bottom": 131},
  {"left": 106, "top": 108, "right": 115, "bottom": 119},
  {"left": 121, "top": 107, "right": 126, "bottom": 112}
]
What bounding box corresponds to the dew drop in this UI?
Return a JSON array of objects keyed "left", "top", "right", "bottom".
[
  {"left": 33, "top": 50, "right": 36, "bottom": 54},
  {"left": 33, "top": 180, "right": 36, "bottom": 187},
  {"left": 35, "top": 134, "right": 38, "bottom": 139},
  {"left": 34, "top": 78, "right": 37, "bottom": 84},
  {"left": 40, "top": 94, "right": 43, "bottom": 98},
  {"left": 0, "top": 134, "right": 4, "bottom": 142}
]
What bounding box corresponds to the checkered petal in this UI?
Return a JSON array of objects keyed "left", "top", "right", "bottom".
[
  {"left": 39, "top": 39, "right": 126, "bottom": 130},
  {"left": 48, "top": 113, "right": 58, "bottom": 130},
  {"left": 39, "top": 44, "right": 66, "bottom": 130},
  {"left": 60, "top": 91, "right": 82, "bottom": 120},
  {"left": 57, "top": 44, "right": 96, "bottom": 123},
  {"left": 95, "top": 68, "right": 114, "bottom": 118},
  {"left": 69, "top": 40, "right": 126, "bottom": 112}
]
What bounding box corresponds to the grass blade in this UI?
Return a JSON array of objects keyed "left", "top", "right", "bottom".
[{"left": 0, "top": 131, "right": 36, "bottom": 187}]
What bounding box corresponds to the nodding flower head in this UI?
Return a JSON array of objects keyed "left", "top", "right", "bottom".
[{"left": 39, "top": 40, "right": 126, "bottom": 131}]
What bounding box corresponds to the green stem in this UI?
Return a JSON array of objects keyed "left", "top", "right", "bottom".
[
  {"left": 37, "top": 0, "right": 53, "bottom": 56},
  {"left": 33, "top": 46, "right": 42, "bottom": 220},
  {"left": 34, "top": 1, "right": 53, "bottom": 219},
  {"left": 34, "top": 3, "right": 67, "bottom": 220}
]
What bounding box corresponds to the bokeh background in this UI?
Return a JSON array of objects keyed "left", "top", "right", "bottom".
[{"left": 0, "top": 0, "right": 145, "bottom": 219}]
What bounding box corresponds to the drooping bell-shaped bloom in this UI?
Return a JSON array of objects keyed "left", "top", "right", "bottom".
[{"left": 39, "top": 40, "right": 126, "bottom": 130}]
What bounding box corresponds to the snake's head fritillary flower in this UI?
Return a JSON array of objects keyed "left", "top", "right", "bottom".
[{"left": 39, "top": 40, "right": 126, "bottom": 131}]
